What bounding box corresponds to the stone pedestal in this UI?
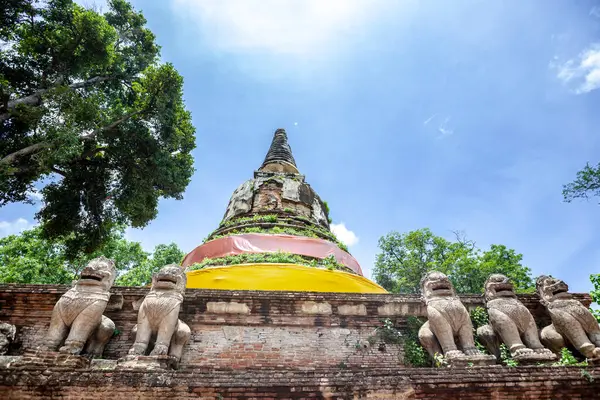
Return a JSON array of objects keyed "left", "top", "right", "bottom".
[
  {"left": 117, "top": 355, "right": 178, "bottom": 370},
  {"left": 91, "top": 359, "right": 118, "bottom": 370},
  {"left": 446, "top": 353, "right": 497, "bottom": 367},
  {"left": 513, "top": 351, "right": 557, "bottom": 365},
  {"left": 11, "top": 351, "right": 91, "bottom": 369}
]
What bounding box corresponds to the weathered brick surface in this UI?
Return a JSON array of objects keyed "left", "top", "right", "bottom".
[
  {"left": 0, "top": 366, "right": 599, "bottom": 399},
  {"left": 0, "top": 285, "right": 597, "bottom": 398},
  {"left": 0, "top": 284, "right": 592, "bottom": 370}
]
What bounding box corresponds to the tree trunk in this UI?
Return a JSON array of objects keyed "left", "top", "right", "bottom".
[
  {"left": 1, "top": 109, "right": 144, "bottom": 169},
  {"left": 0, "top": 76, "right": 114, "bottom": 122},
  {"left": 0, "top": 142, "right": 51, "bottom": 166},
  {"left": 81, "top": 109, "right": 144, "bottom": 141}
]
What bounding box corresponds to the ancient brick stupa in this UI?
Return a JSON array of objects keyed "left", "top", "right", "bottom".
[{"left": 182, "top": 128, "right": 386, "bottom": 293}]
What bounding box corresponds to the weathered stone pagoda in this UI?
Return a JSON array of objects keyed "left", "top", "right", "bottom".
[
  {"left": 0, "top": 128, "right": 599, "bottom": 399},
  {"left": 182, "top": 128, "right": 385, "bottom": 293}
]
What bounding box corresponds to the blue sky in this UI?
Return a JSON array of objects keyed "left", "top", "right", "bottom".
[{"left": 2, "top": 0, "right": 600, "bottom": 293}]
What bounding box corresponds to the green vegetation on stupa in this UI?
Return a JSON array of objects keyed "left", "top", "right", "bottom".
[
  {"left": 204, "top": 212, "right": 349, "bottom": 253},
  {"left": 188, "top": 252, "right": 350, "bottom": 273}
]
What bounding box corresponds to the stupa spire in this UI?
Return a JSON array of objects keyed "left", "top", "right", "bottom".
[{"left": 259, "top": 128, "right": 298, "bottom": 173}]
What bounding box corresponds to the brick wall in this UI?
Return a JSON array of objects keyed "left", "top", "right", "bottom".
[
  {"left": 1, "top": 366, "right": 599, "bottom": 399},
  {"left": 0, "top": 284, "right": 592, "bottom": 369},
  {"left": 0, "top": 285, "right": 598, "bottom": 398}
]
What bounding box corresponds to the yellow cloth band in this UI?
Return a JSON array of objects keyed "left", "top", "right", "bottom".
[{"left": 186, "top": 263, "right": 387, "bottom": 293}]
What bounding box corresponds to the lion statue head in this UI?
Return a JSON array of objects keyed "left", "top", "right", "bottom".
[
  {"left": 76, "top": 256, "right": 116, "bottom": 292},
  {"left": 484, "top": 274, "right": 517, "bottom": 302},
  {"left": 151, "top": 264, "right": 187, "bottom": 295},
  {"left": 536, "top": 275, "right": 570, "bottom": 306},
  {"left": 421, "top": 271, "right": 456, "bottom": 302}
]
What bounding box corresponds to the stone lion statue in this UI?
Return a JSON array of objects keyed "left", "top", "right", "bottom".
[
  {"left": 418, "top": 271, "right": 493, "bottom": 363},
  {"left": 477, "top": 274, "right": 555, "bottom": 361},
  {"left": 128, "top": 265, "right": 190, "bottom": 362},
  {"left": 537, "top": 275, "right": 600, "bottom": 360},
  {"left": 41, "top": 257, "right": 116, "bottom": 356}
]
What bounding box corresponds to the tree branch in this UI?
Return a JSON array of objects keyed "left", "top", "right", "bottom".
[
  {"left": 1, "top": 108, "right": 144, "bottom": 170},
  {"left": 81, "top": 109, "right": 144, "bottom": 142},
  {"left": 388, "top": 247, "right": 405, "bottom": 266},
  {"left": 452, "top": 230, "right": 476, "bottom": 250},
  {"left": 0, "top": 76, "right": 115, "bottom": 122},
  {"left": 50, "top": 166, "right": 67, "bottom": 177},
  {"left": 80, "top": 146, "right": 109, "bottom": 160},
  {"left": 0, "top": 142, "right": 51, "bottom": 166}
]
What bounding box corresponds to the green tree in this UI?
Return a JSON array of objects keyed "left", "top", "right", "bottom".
[
  {"left": 0, "top": 0, "right": 196, "bottom": 258},
  {"left": 373, "top": 228, "right": 534, "bottom": 294},
  {"left": 117, "top": 243, "right": 185, "bottom": 286},
  {"left": 0, "top": 227, "right": 73, "bottom": 284},
  {"left": 563, "top": 163, "right": 600, "bottom": 204},
  {"left": 0, "top": 226, "right": 185, "bottom": 286},
  {"left": 590, "top": 274, "right": 600, "bottom": 323}
]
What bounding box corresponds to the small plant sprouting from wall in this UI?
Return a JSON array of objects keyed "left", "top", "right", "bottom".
[
  {"left": 376, "top": 318, "right": 403, "bottom": 344},
  {"left": 552, "top": 348, "right": 593, "bottom": 382},
  {"left": 402, "top": 316, "right": 431, "bottom": 367},
  {"left": 219, "top": 214, "right": 280, "bottom": 228},
  {"left": 469, "top": 307, "right": 489, "bottom": 329},
  {"left": 470, "top": 306, "right": 491, "bottom": 355},
  {"left": 405, "top": 340, "right": 430, "bottom": 367},
  {"left": 322, "top": 200, "right": 332, "bottom": 224},
  {"left": 553, "top": 347, "right": 588, "bottom": 367},
  {"left": 367, "top": 318, "right": 402, "bottom": 347},
  {"left": 581, "top": 369, "right": 594, "bottom": 383},
  {"left": 433, "top": 352, "right": 448, "bottom": 368},
  {"left": 499, "top": 344, "right": 518, "bottom": 367}
]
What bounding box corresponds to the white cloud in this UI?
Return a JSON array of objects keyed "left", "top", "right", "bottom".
[
  {"left": 26, "top": 189, "right": 43, "bottom": 202},
  {"left": 423, "top": 114, "right": 437, "bottom": 125},
  {"left": 171, "top": 0, "right": 386, "bottom": 55},
  {"left": 0, "top": 218, "right": 37, "bottom": 238},
  {"left": 555, "top": 44, "right": 600, "bottom": 94},
  {"left": 437, "top": 116, "right": 454, "bottom": 137},
  {"left": 330, "top": 222, "right": 359, "bottom": 247}
]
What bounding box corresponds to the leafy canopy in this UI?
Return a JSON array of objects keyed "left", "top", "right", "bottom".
[
  {"left": 0, "top": 0, "right": 196, "bottom": 257},
  {"left": 563, "top": 162, "right": 600, "bottom": 204},
  {"left": 590, "top": 274, "right": 600, "bottom": 323},
  {"left": 373, "top": 228, "right": 534, "bottom": 294},
  {"left": 0, "top": 225, "right": 185, "bottom": 286}
]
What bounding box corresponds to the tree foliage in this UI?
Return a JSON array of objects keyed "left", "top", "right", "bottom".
[
  {"left": 0, "top": 0, "right": 196, "bottom": 257},
  {"left": 590, "top": 274, "right": 600, "bottom": 324},
  {"left": 0, "top": 226, "right": 185, "bottom": 286},
  {"left": 373, "top": 228, "right": 534, "bottom": 294},
  {"left": 563, "top": 163, "right": 600, "bottom": 204}
]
